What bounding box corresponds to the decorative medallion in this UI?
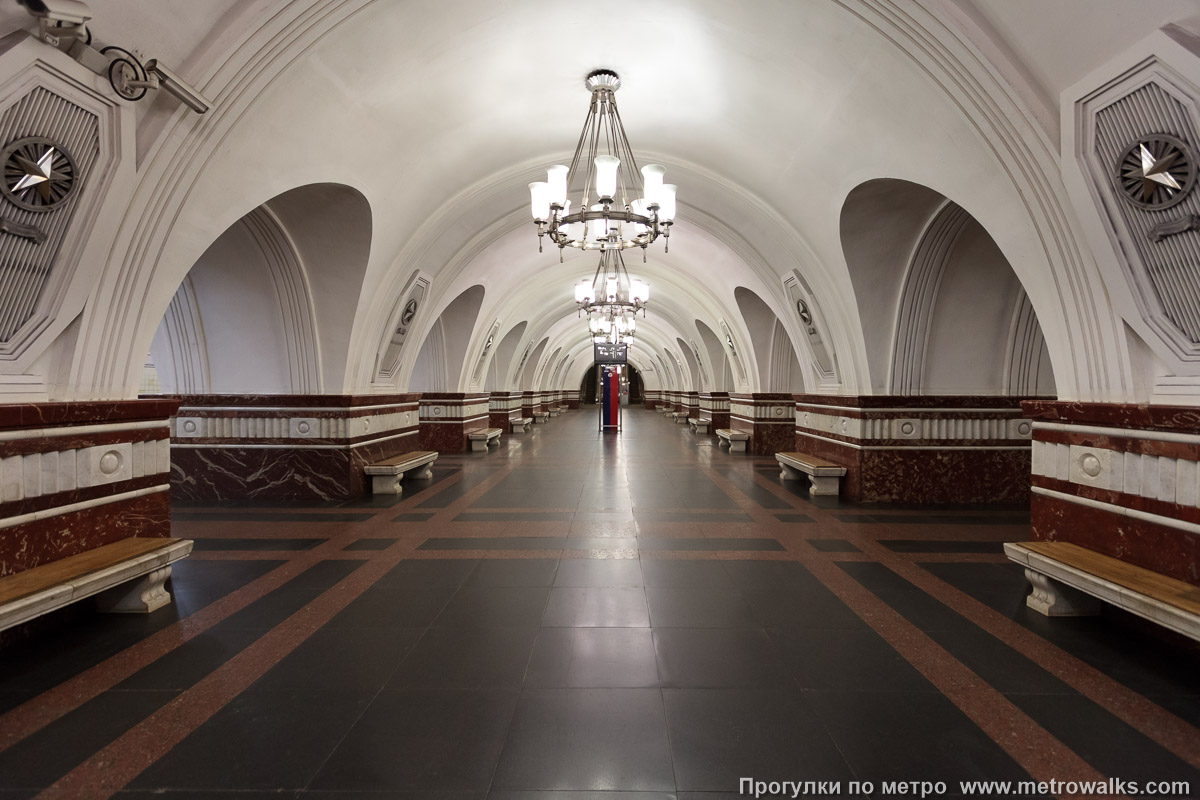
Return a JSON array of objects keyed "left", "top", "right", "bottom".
[
  {"left": 796, "top": 299, "right": 812, "bottom": 326},
  {"left": 1115, "top": 134, "right": 1196, "bottom": 210},
  {"left": 1, "top": 137, "right": 78, "bottom": 212},
  {"left": 401, "top": 298, "right": 419, "bottom": 326}
]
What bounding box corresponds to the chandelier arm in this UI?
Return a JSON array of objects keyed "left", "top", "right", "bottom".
[
  {"left": 590, "top": 250, "right": 606, "bottom": 302},
  {"left": 610, "top": 101, "right": 643, "bottom": 200},
  {"left": 564, "top": 102, "right": 592, "bottom": 196}
]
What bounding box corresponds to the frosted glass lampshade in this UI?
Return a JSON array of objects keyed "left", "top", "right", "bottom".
[
  {"left": 641, "top": 164, "right": 665, "bottom": 205},
  {"left": 529, "top": 181, "right": 550, "bottom": 221},
  {"left": 629, "top": 199, "right": 648, "bottom": 237},
  {"left": 630, "top": 279, "right": 649, "bottom": 302},
  {"left": 575, "top": 282, "right": 592, "bottom": 303},
  {"left": 547, "top": 165, "right": 569, "bottom": 206},
  {"left": 594, "top": 155, "right": 619, "bottom": 199},
  {"left": 606, "top": 277, "right": 619, "bottom": 300},
  {"left": 658, "top": 184, "right": 677, "bottom": 222}
]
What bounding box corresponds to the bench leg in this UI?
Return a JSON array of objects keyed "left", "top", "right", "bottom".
[
  {"left": 97, "top": 566, "right": 173, "bottom": 614},
  {"left": 717, "top": 438, "right": 729, "bottom": 449},
  {"left": 808, "top": 476, "right": 841, "bottom": 495},
  {"left": 696, "top": 424, "right": 709, "bottom": 435},
  {"left": 729, "top": 440, "right": 747, "bottom": 453},
  {"left": 1024, "top": 569, "right": 1101, "bottom": 616},
  {"left": 403, "top": 465, "right": 434, "bottom": 480},
  {"left": 372, "top": 474, "right": 403, "bottom": 494},
  {"left": 471, "top": 439, "right": 489, "bottom": 452},
  {"left": 779, "top": 462, "right": 802, "bottom": 480}
]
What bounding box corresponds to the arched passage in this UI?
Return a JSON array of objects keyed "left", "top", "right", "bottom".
[
  {"left": 148, "top": 183, "right": 372, "bottom": 395},
  {"left": 840, "top": 179, "right": 1055, "bottom": 397},
  {"left": 410, "top": 285, "right": 486, "bottom": 392}
]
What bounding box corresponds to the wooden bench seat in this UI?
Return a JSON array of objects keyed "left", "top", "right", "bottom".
[
  {"left": 0, "top": 537, "right": 193, "bottom": 630},
  {"left": 715, "top": 428, "right": 749, "bottom": 452},
  {"left": 687, "top": 417, "right": 710, "bottom": 435},
  {"left": 776, "top": 451, "right": 847, "bottom": 496},
  {"left": 365, "top": 450, "right": 438, "bottom": 494},
  {"left": 511, "top": 417, "right": 531, "bottom": 433},
  {"left": 1005, "top": 541, "right": 1200, "bottom": 641},
  {"left": 469, "top": 427, "right": 503, "bottom": 451}
]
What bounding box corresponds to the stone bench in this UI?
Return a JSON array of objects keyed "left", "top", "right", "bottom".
[
  {"left": 365, "top": 450, "right": 438, "bottom": 494},
  {"left": 1005, "top": 541, "right": 1200, "bottom": 641},
  {"left": 469, "top": 427, "right": 503, "bottom": 451},
  {"left": 671, "top": 412, "right": 688, "bottom": 424},
  {"left": 715, "top": 428, "right": 750, "bottom": 452},
  {"left": 0, "top": 537, "right": 194, "bottom": 630},
  {"left": 687, "top": 417, "right": 710, "bottom": 435},
  {"left": 776, "top": 451, "right": 847, "bottom": 496},
  {"left": 548, "top": 407, "right": 561, "bottom": 417},
  {"left": 533, "top": 411, "right": 549, "bottom": 424},
  {"left": 656, "top": 406, "right": 670, "bottom": 414},
  {"left": 511, "top": 417, "right": 531, "bottom": 433}
]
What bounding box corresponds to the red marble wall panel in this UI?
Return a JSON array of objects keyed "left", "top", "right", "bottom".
[
  {"left": 1023, "top": 400, "right": 1200, "bottom": 433},
  {"left": 860, "top": 449, "right": 1031, "bottom": 504},
  {"left": 1032, "top": 492, "right": 1200, "bottom": 586},
  {"left": 792, "top": 395, "right": 1033, "bottom": 504},
  {"left": 0, "top": 490, "right": 169, "bottom": 578},
  {"left": 0, "top": 398, "right": 178, "bottom": 578}
]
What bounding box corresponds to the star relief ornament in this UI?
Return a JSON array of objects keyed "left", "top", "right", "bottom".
[
  {"left": 1, "top": 137, "right": 78, "bottom": 212},
  {"left": 1117, "top": 134, "right": 1196, "bottom": 211}
]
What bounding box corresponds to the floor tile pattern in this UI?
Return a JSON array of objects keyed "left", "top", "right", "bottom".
[{"left": 0, "top": 408, "right": 1197, "bottom": 799}]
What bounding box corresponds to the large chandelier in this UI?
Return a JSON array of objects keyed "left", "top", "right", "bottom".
[{"left": 530, "top": 69, "right": 677, "bottom": 257}]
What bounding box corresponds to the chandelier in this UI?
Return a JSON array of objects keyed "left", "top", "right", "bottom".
[
  {"left": 530, "top": 69, "right": 677, "bottom": 257},
  {"left": 577, "top": 248, "right": 645, "bottom": 346},
  {"left": 590, "top": 313, "right": 636, "bottom": 345}
]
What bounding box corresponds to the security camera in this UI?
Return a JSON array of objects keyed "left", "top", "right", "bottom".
[
  {"left": 17, "top": 0, "right": 91, "bottom": 25},
  {"left": 18, "top": 0, "right": 91, "bottom": 50},
  {"left": 143, "top": 59, "right": 211, "bottom": 115},
  {"left": 18, "top": 0, "right": 212, "bottom": 114}
]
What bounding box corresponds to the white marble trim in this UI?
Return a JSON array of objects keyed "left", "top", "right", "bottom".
[{"left": 1033, "top": 420, "right": 1200, "bottom": 446}]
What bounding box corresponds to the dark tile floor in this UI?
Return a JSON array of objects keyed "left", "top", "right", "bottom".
[{"left": 1, "top": 408, "right": 1199, "bottom": 799}]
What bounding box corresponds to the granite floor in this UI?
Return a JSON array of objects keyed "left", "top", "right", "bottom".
[{"left": 1, "top": 408, "right": 1199, "bottom": 799}]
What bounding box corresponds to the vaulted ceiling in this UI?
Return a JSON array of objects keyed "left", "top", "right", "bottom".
[{"left": 5, "top": 0, "right": 1194, "bottom": 400}]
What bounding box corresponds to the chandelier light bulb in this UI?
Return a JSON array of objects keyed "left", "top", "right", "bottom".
[
  {"left": 628, "top": 199, "right": 648, "bottom": 238},
  {"left": 658, "top": 184, "right": 677, "bottom": 222},
  {"left": 529, "top": 181, "right": 550, "bottom": 221},
  {"left": 631, "top": 279, "right": 649, "bottom": 303},
  {"left": 547, "top": 164, "right": 569, "bottom": 206},
  {"left": 588, "top": 204, "right": 609, "bottom": 241},
  {"left": 641, "top": 164, "right": 665, "bottom": 206}
]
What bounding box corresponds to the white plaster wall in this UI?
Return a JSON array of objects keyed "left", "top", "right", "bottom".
[{"left": 923, "top": 221, "right": 1026, "bottom": 394}]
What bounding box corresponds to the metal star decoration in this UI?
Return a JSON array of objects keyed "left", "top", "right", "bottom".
[
  {"left": 1, "top": 137, "right": 78, "bottom": 212},
  {"left": 12, "top": 146, "right": 63, "bottom": 201},
  {"left": 1118, "top": 135, "right": 1195, "bottom": 211},
  {"left": 1133, "top": 143, "right": 1181, "bottom": 201}
]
